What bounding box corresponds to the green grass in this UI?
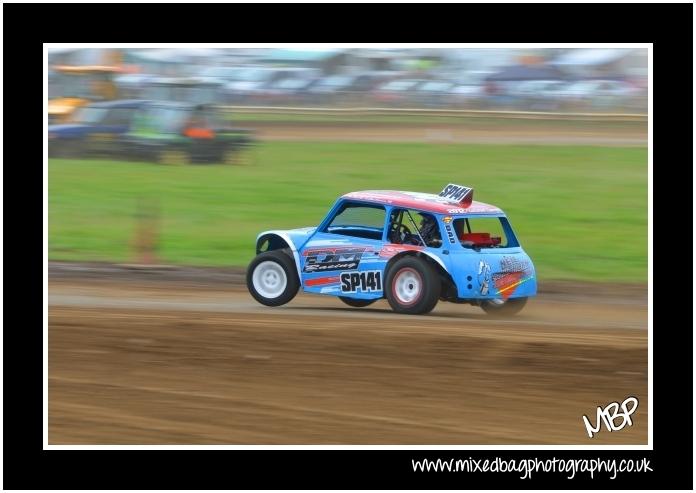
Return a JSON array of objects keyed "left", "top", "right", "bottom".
[{"left": 49, "top": 142, "right": 647, "bottom": 282}]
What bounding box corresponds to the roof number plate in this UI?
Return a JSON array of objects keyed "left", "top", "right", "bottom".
[{"left": 439, "top": 184, "right": 473, "bottom": 206}]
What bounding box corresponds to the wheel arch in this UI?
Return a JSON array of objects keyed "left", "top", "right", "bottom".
[
  {"left": 385, "top": 251, "right": 457, "bottom": 297},
  {"left": 255, "top": 231, "right": 301, "bottom": 277}
]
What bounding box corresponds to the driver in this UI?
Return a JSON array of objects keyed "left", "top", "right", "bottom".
[
  {"left": 417, "top": 213, "right": 441, "bottom": 247},
  {"left": 389, "top": 211, "right": 441, "bottom": 247}
]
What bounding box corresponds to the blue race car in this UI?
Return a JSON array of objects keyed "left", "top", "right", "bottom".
[{"left": 247, "top": 184, "right": 537, "bottom": 315}]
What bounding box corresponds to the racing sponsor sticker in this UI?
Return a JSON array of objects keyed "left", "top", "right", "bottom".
[
  {"left": 492, "top": 256, "right": 534, "bottom": 299},
  {"left": 303, "top": 247, "right": 368, "bottom": 273},
  {"left": 444, "top": 223, "right": 456, "bottom": 244},
  {"left": 340, "top": 270, "right": 383, "bottom": 293}
]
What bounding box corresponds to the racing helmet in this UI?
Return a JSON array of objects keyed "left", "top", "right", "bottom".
[{"left": 418, "top": 213, "right": 440, "bottom": 243}]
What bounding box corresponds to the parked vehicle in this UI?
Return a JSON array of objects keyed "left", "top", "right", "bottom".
[
  {"left": 447, "top": 84, "right": 486, "bottom": 108},
  {"left": 545, "top": 79, "right": 641, "bottom": 109},
  {"left": 372, "top": 79, "right": 429, "bottom": 105},
  {"left": 247, "top": 184, "right": 537, "bottom": 315},
  {"left": 197, "top": 65, "right": 255, "bottom": 82},
  {"left": 224, "top": 67, "right": 320, "bottom": 104},
  {"left": 120, "top": 102, "right": 254, "bottom": 164},
  {"left": 259, "top": 77, "right": 321, "bottom": 104},
  {"left": 307, "top": 71, "right": 395, "bottom": 104},
  {"left": 507, "top": 80, "right": 567, "bottom": 110},
  {"left": 48, "top": 99, "right": 148, "bottom": 157},
  {"left": 411, "top": 80, "right": 457, "bottom": 107}
]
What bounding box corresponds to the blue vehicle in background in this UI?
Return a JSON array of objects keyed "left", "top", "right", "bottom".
[
  {"left": 247, "top": 184, "right": 537, "bottom": 315},
  {"left": 48, "top": 99, "right": 148, "bottom": 157}
]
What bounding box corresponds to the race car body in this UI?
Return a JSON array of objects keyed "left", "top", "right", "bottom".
[{"left": 248, "top": 184, "right": 536, "bottom": 315}]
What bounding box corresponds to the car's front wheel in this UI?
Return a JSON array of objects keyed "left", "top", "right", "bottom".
[
  {"left": 247, "top": 251, "right": 299, "bottom": 307},
  {"left": 338, "top": 297, "right": 377, "bottom": 308},
  {"left": 480, "top": 297, "right": 528, "bottom": 316}
]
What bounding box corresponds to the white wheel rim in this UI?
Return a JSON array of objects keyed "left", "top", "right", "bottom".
[
  {"left": 393, "top": 268, "right": 422, "bottom": 305},
  {"left": 252, "top": 261, "right": 287, "bottom": 299}
]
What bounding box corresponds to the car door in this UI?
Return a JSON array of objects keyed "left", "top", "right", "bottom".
[{"left": 299, "top": 202, "right": 389, "bottom": 299}]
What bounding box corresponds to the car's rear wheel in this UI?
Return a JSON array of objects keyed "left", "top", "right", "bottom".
[
  {"left": 247, "top": 251, "right": 299, "bottom": 307},
  {"left": 338, "top": 297, "right": 377, "bottom": 308},
  {"left": 385, "top": 257, "right": 440, "bottom": 314},
  {"left": 480, "top": 297, "right": 528, "bottom": 316}
]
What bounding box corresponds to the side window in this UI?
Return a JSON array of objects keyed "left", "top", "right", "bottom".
[
  {"left": 325, "top": 203, "right": 386, "bottom": 241},
  {"left": 452, "top": 217, "right": 518, "bottom": 249},
  {"left": 388, "top": 209, "right": 442, "bottom": 248}
]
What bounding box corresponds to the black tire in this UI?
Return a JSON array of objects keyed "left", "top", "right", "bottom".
[
  {"left": 246, "top": 251, "right": 299, "bottom": 307},
  {"left": 339, "top": 297, "right": 377, "bottom": 308},
  {"left": 480, "top": 297, "right": 528, "bottom": 316},
  {"left": 385, "top": 256, "right": 441, "bottom": 315}
]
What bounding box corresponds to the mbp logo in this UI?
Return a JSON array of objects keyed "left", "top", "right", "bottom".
[
  {"left": 303, "top": 247, "right": 366, "bottom": 273},
  {"left": 582, "top": 396, "right": 639, "bottom": 438}
]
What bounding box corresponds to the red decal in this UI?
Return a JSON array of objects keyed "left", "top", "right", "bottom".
[
  {"left": 305, "top": 276, "right": 340, "bottom": 287},
  {"left": 378, "top": 244, "right": 424, "bottom": 258},
  {"left": 494, "top": 272, "right": 523, "bottom": 300}
]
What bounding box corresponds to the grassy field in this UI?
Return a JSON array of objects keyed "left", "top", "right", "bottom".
[{"left": 48, "top": 141, "right": 647, "bottom": 282}]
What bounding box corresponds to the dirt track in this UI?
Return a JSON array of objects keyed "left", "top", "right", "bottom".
[{"left": 48, "top": 272, "right": 648, "bottom": 445}]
